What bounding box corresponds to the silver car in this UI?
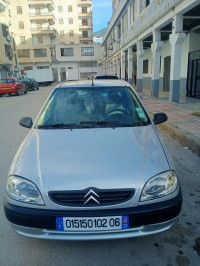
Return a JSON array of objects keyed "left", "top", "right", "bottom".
[{"left": 4, "top": 80, "right": 182, "bottom": 240}]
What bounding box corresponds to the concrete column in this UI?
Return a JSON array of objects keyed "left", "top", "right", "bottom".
[
  {"left": 117, "top": 59, "right": 120, "bottom": 77},
  {"left": 128, "top": 5, "right": 131, "bottom": 29},
  {"left": 65, "top": 67, "right": 68, "bottom": 81},
  {"left": 169, "top": 15, "right": 186, "bottom": 102},
  {"left": 58, "top": 67, "right": 61, "bottom": 82},
  {"left": 121, "top": 51, "right": 125, "bottom": 80},
  {"left": 137, "top": 41, "right": 144, "bottom": 92},
  {"left": 128, "top": 47, "right": 133, "bottom": 85},
  {"left": 151, "top": 32, "right": 163, "bottom": 97}
]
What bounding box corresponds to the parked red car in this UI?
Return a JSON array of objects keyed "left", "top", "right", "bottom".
[{"left": 0, "top": 78, "right": 27, "bottom": 96}]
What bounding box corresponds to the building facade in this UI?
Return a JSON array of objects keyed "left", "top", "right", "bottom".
[
  {"left": 8, "top": 0, "right": 102, "bottom": 81},
  {"left": 102, "top": 0, "right": 200, "bottom": 102},
  {"left": 0, "top": 0, "right": 19, "bottom": 78}
]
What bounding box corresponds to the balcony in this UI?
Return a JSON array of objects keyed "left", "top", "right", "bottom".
[
  {"left": 79, "top": 34, "right": 93, "bottom": 41},
  {"left": 78, "top": 11, "right": 92, "bottom": 17},
  {"left": 27, "top": 0, "right": 53, "bottom": 4},
  {"left": 29, "top": 12, "right": 55, "bottom": 23},
  {"left": 77, "top": 0, "right": 92, "bottom": 5},
  {"left": 30, "top": 26, "right": 56, "bottom": 35},
  {"left": 79, "top": 22, "right": 93, "bottom": 29}
]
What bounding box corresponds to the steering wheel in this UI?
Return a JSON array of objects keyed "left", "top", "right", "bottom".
[{"left": 105, "top": 109, "right": 130, "bottom": 118}]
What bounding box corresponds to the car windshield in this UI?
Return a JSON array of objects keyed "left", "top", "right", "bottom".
[
  {"left": 36, "top": 86, "right": 150, "bottom": 129},
  {"left": 0, "top": 79, "right": 15, "bottom": 84},
  {"left": 22, "top": 79, "right": 31, "bottom": 82}
]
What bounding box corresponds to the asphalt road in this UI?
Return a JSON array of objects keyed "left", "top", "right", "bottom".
[{"left": 0, "top": 85, "right": 200, "bottom": 266}]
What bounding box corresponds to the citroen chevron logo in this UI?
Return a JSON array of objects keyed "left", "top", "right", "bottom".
[{"left": 84, "top": 189, "right": 100, "bottom": 205}]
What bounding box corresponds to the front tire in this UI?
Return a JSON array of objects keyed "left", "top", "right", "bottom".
[{"left": 16, "top": 89, "right": 21, "bottom": 96}]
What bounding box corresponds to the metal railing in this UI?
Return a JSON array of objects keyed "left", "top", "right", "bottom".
[
  {"left": 78, "top": 11, "right": 92, "bottom": 14},
  {"left": 79, "top": 22, "right": 93, "bottom": 26},
  {"left": 30, "top": 26, "right": 54, "bottom": 31},
  {"left": 29, "top": 12, "right": 54, "bottom": 16},
  {"left": 80, "top": 35, "right": 93, "bottom": 38}
]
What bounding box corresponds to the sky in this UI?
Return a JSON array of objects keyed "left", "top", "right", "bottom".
[{"left": 92, "top": 0, "right": 112, "bottom": 32}]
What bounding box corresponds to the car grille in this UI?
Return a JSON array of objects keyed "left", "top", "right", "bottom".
[{"left": 48, "top": 188, "right": 135, "bottom": 207}]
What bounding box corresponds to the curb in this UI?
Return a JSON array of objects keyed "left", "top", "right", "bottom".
[{"left": 158, "top": 122, "right": 200, "bottom": 156}]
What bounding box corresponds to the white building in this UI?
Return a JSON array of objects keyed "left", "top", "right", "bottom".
[
  {"left": 8, "top": 0, "right": 103, "bottom": 81},
  {"left": 102, "top": 0, "right": 200, "bottom": 102}
]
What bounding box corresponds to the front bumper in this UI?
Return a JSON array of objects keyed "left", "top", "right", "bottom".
[{"left": 4, "top": 191, "right": 182, "bottom": 240}]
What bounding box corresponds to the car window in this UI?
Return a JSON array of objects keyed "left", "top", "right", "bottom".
[
  {"left": 36, "top": 86, "right": 149, "bottom": 128},
  {"left": 0, "top": 79, "right": 15, "bottom": 84},
  {"left": 23, "top": 79, "right": 31, "bottom": 82}
]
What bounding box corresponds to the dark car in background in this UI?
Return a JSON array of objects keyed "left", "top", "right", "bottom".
[
  {"left": 22, "top": 78, "right": 39, "bottom": 91},
  {"left": 95, "top": 75, "right": 119, "bottom": 80},
  {"left": 0, "top": 78, "right": 27, "bottom": 96}
]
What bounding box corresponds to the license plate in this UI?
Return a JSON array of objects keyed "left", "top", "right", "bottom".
[
  {"left": 2, "top": 88, "right": 9, "bottom": 90},
  {"left": 56, "top": 216, "right": 129, "bottom": 231}
]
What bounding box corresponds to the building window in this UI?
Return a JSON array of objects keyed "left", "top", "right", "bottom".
[
  {"left": 69, "top": 18, "right": 73, "bottom": 24},
  {"left": 82, "top": 31, "right": 88, "bottom": 37},
  {"left": 18, "top": 21, "right": 24, "bottom": 29},
  {"left": 17, "top": 6, "right": 22, "bottom": 14},
  {"left": 69, "top": 30, "right": 74, "bottom": 37},
  {"left": 82, "top": 7, "right": 87, "bottom": 13},
  {"left": 82, "top": 19, "right": 88, "bottom": 26},
  {"left": 143, "top": 59, "right": 148, "bottom": 74},
  {"left": 58, "top": 6, "right": 63, "bottom": 12},
  {"left": 17, "top": 49, "right": 30, "bottom": 58},
  {"left": 60, "top": 30, "right": 64, "bottom": 36},
  {"left": 59, "top": 18, "right": 64, "bottom": 24},
  {"left": 61, "top": 48, "right": 74, "bottom": 56},
  {"left": 37, "top": 66, "right": 49, "bottom": 69},
  {"left": 68, "top": 5, "right": 72, "bottom": 12},
  {"left": 20, "top": 36, "right": 25, "bottom": 43},
  {"left": 34, "top": 49, "right": 47, "bottom": 57},
  {"left": 24, "top": 66, "right": 33, "bottom": 71},
  {"left": 81, "top": 47, "right": 94, "bottom": 56},
  {"left": 80, "top": 61, "right": 97, "bottom": 68},
  {"left": 38, "top": 36, "right": 43, "bottom": 44}
]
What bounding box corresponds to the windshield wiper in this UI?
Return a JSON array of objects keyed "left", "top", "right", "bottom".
[
  {"left": 37, "top": 123, "right": 77, "bottom": 129},
  {"left": 80, "top": 120, "right": 120, "bottom": 128}
]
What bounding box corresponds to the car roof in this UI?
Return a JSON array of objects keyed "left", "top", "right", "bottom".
[{"left": 57, "top": 79, "right": 129, "bottom": 89}]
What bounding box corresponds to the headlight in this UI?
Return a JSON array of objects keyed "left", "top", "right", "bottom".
[
  {"left": 140, "top": 171, "right": 178, "bottom": 202},
  {"left": 7, "top": 175, "right": 44, "bottom": 205}
]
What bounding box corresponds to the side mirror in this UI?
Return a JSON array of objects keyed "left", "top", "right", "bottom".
[
  {"left": 19, "top": 117, "right": 33, "bottom": 128},
  {"left": 153, "top": 113, "right": 168, "bottom": 125}
]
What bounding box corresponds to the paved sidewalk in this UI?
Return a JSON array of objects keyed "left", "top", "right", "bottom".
[{"left": 137, "top": 88, "right": 200, "bottom": 155}]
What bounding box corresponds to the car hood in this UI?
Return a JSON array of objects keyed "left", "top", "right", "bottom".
[{"left": 12, "top": 126, "right": 169, "bottom": 195}]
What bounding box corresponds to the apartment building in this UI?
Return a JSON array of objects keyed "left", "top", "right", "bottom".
[
  {"left": 0, "top": 0, "right": 19, "bottom": 78},
  {"left": 9, "top": 0, "right": 102, "bottom": 81},
  {"left": 102, "top": 0, "right": 200, "bottom": 102}
]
